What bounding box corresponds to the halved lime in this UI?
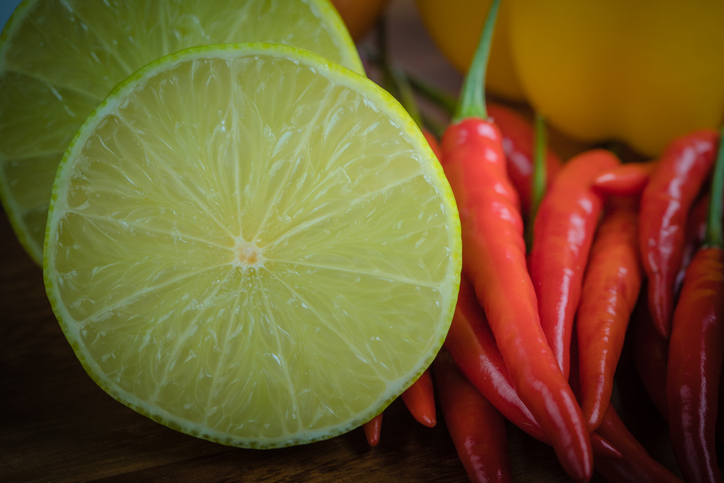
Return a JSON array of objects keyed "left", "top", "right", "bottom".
[
  {"left": 0, "top": 0, "right": 363, "bottom": 265},
  {"left": 43, "top": 43, "right": 461, "bottom": 448}
]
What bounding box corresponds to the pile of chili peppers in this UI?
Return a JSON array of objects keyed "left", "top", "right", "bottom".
[{"left": 360, "top": 1, "right": 724, "bottom": 482}]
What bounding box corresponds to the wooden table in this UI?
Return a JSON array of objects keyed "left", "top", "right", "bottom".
[{"left": 0, "top": 1, "right": 690, "bottom": 481}]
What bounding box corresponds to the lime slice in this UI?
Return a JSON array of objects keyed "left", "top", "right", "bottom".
[
  {"left": 0, "top": 0, "right": 363, "bottom": 265},
  {"left": 43, "top": 43, "right": 461, "bottom": 448}
]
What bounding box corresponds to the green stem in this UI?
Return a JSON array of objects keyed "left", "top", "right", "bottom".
[
  {"left": 531, "top": 113, "right": 547, "bottom": 219},
  {"left": 704, "top": 127, "right": 724, "bottom": 248},
  {"left": 363, "top": 43, "right": 458, "bottom": 118},
  {"left": 408, "top": 75, "right": 457, "bottom": 116},
  {"left": 375, "top": 16, "right": 424, "bottom": 129},
  {"left": 453, "top": 0, "right": 501, "bottom": 122},
  {"left": 390, "top": 67, "right": 424, "bottom": 129},
  {"left": 525, "top": 113, "right": 547, "bottom": 252}
]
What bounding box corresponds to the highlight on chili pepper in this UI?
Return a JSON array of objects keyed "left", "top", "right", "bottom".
[
  {"left": 438, "top": 1, "right": 594, "bottom": 480},
  {"left": 575, "top": 196, "right": 642, "bottom": 431},
  {"left": 433, "top": 349, "right": 513, "bottom": 483},
  {"left": 529, "top": 149, "right": 619, "bottom": 378},
  {"left": 639, "top": 129, "right": 719, "bottom": 338}
]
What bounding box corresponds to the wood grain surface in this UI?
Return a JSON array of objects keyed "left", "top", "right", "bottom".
[{"left": 0, "top": 1, "right": 692, "bottom": 481}]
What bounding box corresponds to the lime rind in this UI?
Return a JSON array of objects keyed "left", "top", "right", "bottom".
[
  {"left": 305, "top": 0, "right": 365, "bottom": 76},
  {"left": 44, "top": 42, "right": 461, "bottom": 448}
]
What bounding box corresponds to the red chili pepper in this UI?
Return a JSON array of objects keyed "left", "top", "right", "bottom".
[
  {"left": 592, "top": 161, "right": 656, "bottom": 197},
  {"left": 566, "top": 340, "right": 679, "bottom": 483},
  {"left": 441, "top": 96, "right": 594, "bottom": 483},
  {"left": 529, "top": 149, "right": 620, "bottom": 378},
  {"left": 594, "top": 405, "right": 682, "bottom": 483},
  {"left": 440, "top": 3, "right": 592, "bottom": 479},
  {"left": 666, "top": 129, "right": 724, "bottom": 483},
  {"left": 667, "top": 252, "right": 724, "bottom": 480},
  {"left": 675, "top": 192, "right": 710, "bottom": 295},
  {"left": 576, "top": 196, "right": 642, "bottom": 431},
  {"left": 445, "top": 276, "right": 547, "bottom": 440},
  {"left": 400, "top": 369, "right": 437, "bottom": 428},
  {"left": 486, "top": 102, "right": 562, "bottom": 217},
  {"left": 446, "top": 276, "right": 621, "bottom": 461},
  {"left": 632, "top": 292, "right": 669, "bottom": 420},
  {"left": 433, "top": 349, "right": 512, "bottom": 483},
  {"left": 362, "top": 413, "right": 383, "bottom": 446},
  {"left": 639, "top": 129, "right": 719, "bottom": 338}
]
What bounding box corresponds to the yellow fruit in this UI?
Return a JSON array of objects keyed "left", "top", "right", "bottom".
[
  {"left": 43, "top": 43, "right": 461, "bottom": 448},
  {"left": 414, "top": 0, "right": 525, "bottom": 102},
  {"left": 0, "top": 0, "right": 363, "bottom": 265},
  {"left": 508, "top": 0, "right": 724, "bottom": 156}
]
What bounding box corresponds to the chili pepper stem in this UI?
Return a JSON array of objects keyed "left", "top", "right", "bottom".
[
  {"left": 525, "top": 113, "right": 547, "bottom": 251},
  {"left": 453, "top": 0, "right": 500, "bottom": 122},
  {"left": 704, "top": 128, "right": 724, "bottom": 248},
  {"left": 408, "top": 74, "right": 457, "bottom": 116},
  {"left": 531, "top": 113, "right": 547, "bottom": 215}
]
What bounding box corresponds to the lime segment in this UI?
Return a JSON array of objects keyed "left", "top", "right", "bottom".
[{"left": 44, "top": 44, "right": 461, "bottom": 448}]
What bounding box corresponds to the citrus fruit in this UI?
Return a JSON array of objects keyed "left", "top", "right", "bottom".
[
  {"left": 0, "top": 0, "right": 363, "bottom": 265},
  {"left": 43, "top": 43, "right": 461, "bottom": 448}
]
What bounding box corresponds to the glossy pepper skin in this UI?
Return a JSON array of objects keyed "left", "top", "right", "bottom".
[
  {"left": 507, "top": 0, "right": 724, "bottom": 157},
  {"left": 362, "top": 413, "right": 383, "bottom": 446},
  {"left": 445, "top": 277, "right": 621, "bottom": 460},
  {"left": 592, "top": 162, "right": 655, "bottom": 198},
  {"left": 576, "top": 196, "right": 642, "bottom": 431},
  {"left": 639, "top": 129, "right": 719, "bottom": 338},
  {"left": 400, "top": 369, "right": 436, "bottom": 428},
  {"left": 567, "top": 340, "right": 679, "bottom": 482},
  {"left": 667, "top": 248, "right": 724, "bottom": 483},
  {"left": 594, "top": 405, "right": 682, "bottom": 483},
  {"left": 433, "top": 350, "right": 512, "bottom": 483},
  {"left": 441, "top": 117, "right": 592, "bottom": 483},
  {"left": 529, "top": 149, "right": 619, "bottom": 378},
  {"left": 487, "top": 102, "right": 562, "bottom": 218},
  {"left": 445, "top": 276, "right": 547, "bottom": 441}
]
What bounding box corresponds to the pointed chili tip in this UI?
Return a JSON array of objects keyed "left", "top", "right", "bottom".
[
  {"left": 585, "top": 408, "right": 603, "bottom": 435},
  {"left": 648, "top": 283, "right": 672, "bottom": 339},
  {"left": 591, "top": 434, "right": 623, "bottom": 460},
  {"left": 363, "top": 413, "right": 383, "bottom": 446},
  {"left": 556, "top": 435, "right": 594, "bottom": 483},
  {"left": 416, "top": 413, "right": 437, "bottom": 428}
]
